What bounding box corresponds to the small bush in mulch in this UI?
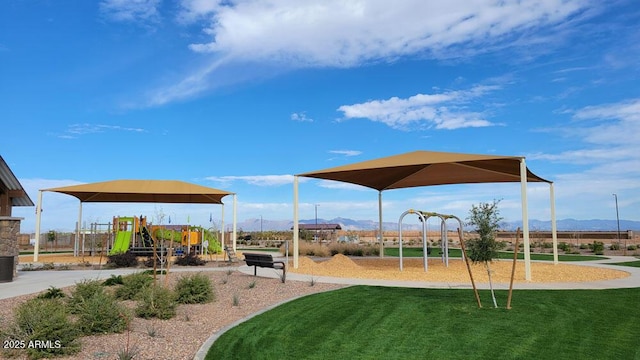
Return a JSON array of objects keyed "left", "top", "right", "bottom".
[
  {"left": 135, "top": 284, "right": 177, "bottom": 320},
  {"left": 115, "top": 272, "right": 154, "bottom": 300},
  {"left": 1, "top": 298, "right": 81, "bottom": 359},
  {"left": 76, "top": 291, "right": 131, "bottom": 335},
  {"left": 36, "top": 286, "right": 66, "bottom": 299},
  {"left": 107, "top": 251, "right": 139, "bottom": 268},
  {"left": 68, "top": 279, "right": 105, "bottom": 314},
  {"left": 174, "top": 273, "right": 214, "bottom": 304},
  {"left": 102, "top": 274, "right": 124, "bottom": 286},
  {"left": 174, "top": 252, "right": 206, "bottom": 266}
]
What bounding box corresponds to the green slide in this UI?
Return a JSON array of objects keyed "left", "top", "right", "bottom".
[{"left": 110, "top": 230, "right": 132, "bottom": 255}]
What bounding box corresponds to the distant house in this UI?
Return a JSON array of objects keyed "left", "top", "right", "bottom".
[{"left": 293, "top": 223, "right": 342, "bottom": 242}]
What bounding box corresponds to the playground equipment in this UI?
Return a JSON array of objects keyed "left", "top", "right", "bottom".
[
  {"left": 397, "top": 210, "right": 465, "bottom": 272},
  {"left": 109, "top": 216, "right": 141, "bottom": 255},
  {"left": 107, "top": 215, "right": 222, "bottom": 260}
]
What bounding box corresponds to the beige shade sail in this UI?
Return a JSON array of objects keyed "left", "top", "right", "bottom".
[
  {"left": 298, "top": 150, "right": 550, "bottom": 190},
  {"left": 34, "top": 179, "right": 236, "bottom": 261},
  {"left": 43, "top": 179, "right": 233, "bottom": 204},
  {"left": 293, "top": 150, "right": 557, "bottom": 281}
]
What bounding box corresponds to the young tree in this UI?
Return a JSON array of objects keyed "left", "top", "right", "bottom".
[{"left": 466, "top": 200, "right": 503, "bottom": 308}]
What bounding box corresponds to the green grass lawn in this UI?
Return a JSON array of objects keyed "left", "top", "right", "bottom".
[
  {"left": 383, "top": 247, "right": 607, "bottom": 261},
  {"left": 207, "top": 286, "right": 640, "bottom": 360},
  {"left": 610, "top": 260, "right": 640, "bottom": 268}
]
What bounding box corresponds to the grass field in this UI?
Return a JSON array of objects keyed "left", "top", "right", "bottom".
[{"left": 207, "top": 286, "right": 640, "bottom": 359}]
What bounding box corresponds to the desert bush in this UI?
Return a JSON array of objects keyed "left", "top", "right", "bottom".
[
  {"left": 103, "top": 274, "right": 124, "bottom": 286},
  {"left": 115, "top": 272, "right": 154, "bottom": 300},
  {"left": 579, "top": 243, "right": 589, "bottom": 249},
  {"left": 592, "top": 241, "right": 605, "bottom": 255},
  {"left": 68, "top": 279, "right": 105, "bottom": 314},
  {"left": 609, "top": 243, "right": 621, "bottom": 251},
  {"left": 76, "top": 291, "right": 131, "bottom": 335},
  {"left": 627, "top": 244, "right": 637, "bottom": 251},
  {"left": 557, "top": 242, "right": 571, "bottom": 252},
  {"left": 8, "top": 298, "right": 80, "bottom": 359},
  {"left": 107, "top": 251, "right": 139, "bottom": 268},
  {"left": 174, "top": 273, "right": 214, "bottom": 304},
  {"left": 36, "top": 286, "right": 66, "bottom": 299},
  {"left": 174, "top": 252, "right": 206, "bottom": 266},
  {"left": 298, "top": 242, "right": 331, "bottom": 257},
  {"left": 135, "top": 284, "right": 177, "bottom": 320}
]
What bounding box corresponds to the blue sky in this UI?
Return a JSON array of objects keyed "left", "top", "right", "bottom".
[{"left": 2, "top": 0, "right": 639, "bottom": 233}]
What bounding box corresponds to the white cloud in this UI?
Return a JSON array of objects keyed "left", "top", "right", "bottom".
[
  {"left": 532, "top": 98, "right": 640, "bottom": 164},
  {"left": 329, "top": 150, "right": 362, "bottom": 157},
  {"left": 58, "top": 124, "right": 146, "bottom": 139},
  {"left": 147, "top": 0, "right": 592, "bottom": 105},
  {"left": 317, "top": 180, "right": 370, "bottom": 191},
  {"left": 206, "top": 175, "right": 296, "bottom": 186},
  {"left": 187, "top": 0, "right": 588, "bottom": 66},
  {"left": 100, "top": 0, "right": 161, "bottom": 24},
  {"left": 291, "top": 112, "right": 313, "bottom": 122},
  {"left": 337, "top": 85, "right": 499, "bottom": 130},
  {"left": 528, "top": 98, "right": 640, "bottom": 219}
]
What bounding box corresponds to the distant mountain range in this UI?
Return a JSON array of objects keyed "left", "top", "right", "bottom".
[{"left": 234, "top": 217, "right": 640, "bottom": 232}]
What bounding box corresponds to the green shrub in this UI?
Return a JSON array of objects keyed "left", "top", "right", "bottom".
[
  {"left": 103, "top": 274, "right": 124, "bottom": 286},
  {"left": 76, "top": 291, "right": 131, "bottom": 335},
  {"left": 68, "top": 279, "right": 105, "bottom": 314},
  {"left": 627, "top": 244, "right": 637, "bottom": 251},
  {"left": 557, "top": 242, "right": 571, "bottom": 252},
  {"left": 10, "top": 298, "right": 80, "bottom": 359},
  {"left": 609, "top": 243, "right": 621, "bottom": 251},
  {"left": 592, "top": 241, "right": 605, "bottom": 255},
  {"left": 579, "top": 243, "right": 589, "bottom": 249},
  {"left": 174, "top": 273, "right": 214, "bottom": 304},
  {"left": 115, "top": 272, "right": 154, "bottom": 300},
  {"left": 37, "top": 286, "right": 66, "bottom": 299},
  {"left": 107, "top": 251, "right": 139, "bottom": 268},
  {"left": 174, "top": 252, "right": 206, "bottom": 266},
  {"left": 135, "top": 284, "right": 177, "bottom": 319}
]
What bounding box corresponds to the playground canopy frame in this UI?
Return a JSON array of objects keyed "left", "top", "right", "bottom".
[
  {"left": 293, "top": 150, "right": 558, "bottom": 281},
  {"left": 33, "top": 179, "right": 237, "bottom": 261}
]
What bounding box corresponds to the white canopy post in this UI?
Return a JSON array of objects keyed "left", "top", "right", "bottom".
[
  {"left": 293, "top": 176, "right": 299, "bottom": 269},
  {"left": 520, "top": 158, "right": 532, "bottom": 281},
  {"left": 550, "top": 182, "right": 559, "bottom": 264},
  {"left": 232, "top": 194, "right": 237, "bottom": 252},
  {"left": 34, "top": 190, "right": 43, "bottom": 262},
  {"left": 378, "top": 191, "right": 383, "bottom": 258},
  {"left": 221, "top": 204, "right": 225, "bottom": 250},
  {"left": 75, "top": 202, "right": 83, "bottom": 257}
]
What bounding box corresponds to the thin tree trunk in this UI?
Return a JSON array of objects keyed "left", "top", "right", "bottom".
[{"left": 486, "top": 263, "right": 498, "bottom": 308}]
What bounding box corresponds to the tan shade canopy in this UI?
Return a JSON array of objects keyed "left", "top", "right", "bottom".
[
  {"left": 298, "top": 150, "right": 550, "bottom": 190},
  {"left": 44, "top": 180, "right": 233, "bottom": 204}
]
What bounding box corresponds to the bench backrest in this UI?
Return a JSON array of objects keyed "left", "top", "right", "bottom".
[{"left": 244, "top": 253, "right": 274, "bottom": 263}]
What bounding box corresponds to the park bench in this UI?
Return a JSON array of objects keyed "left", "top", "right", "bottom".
[{"left": 243, "top": 252, "right": 286, "bottom": 283}]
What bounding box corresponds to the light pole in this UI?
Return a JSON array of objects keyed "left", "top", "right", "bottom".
[
  {"left": 613, "top": 194, "right": 623, "bottom": 255},
  {"left": 315, "top": 204, "right": 319, "bottom": 243},
  {"left": 260, "top": 215, "right": 263, "bottom": 239}
]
